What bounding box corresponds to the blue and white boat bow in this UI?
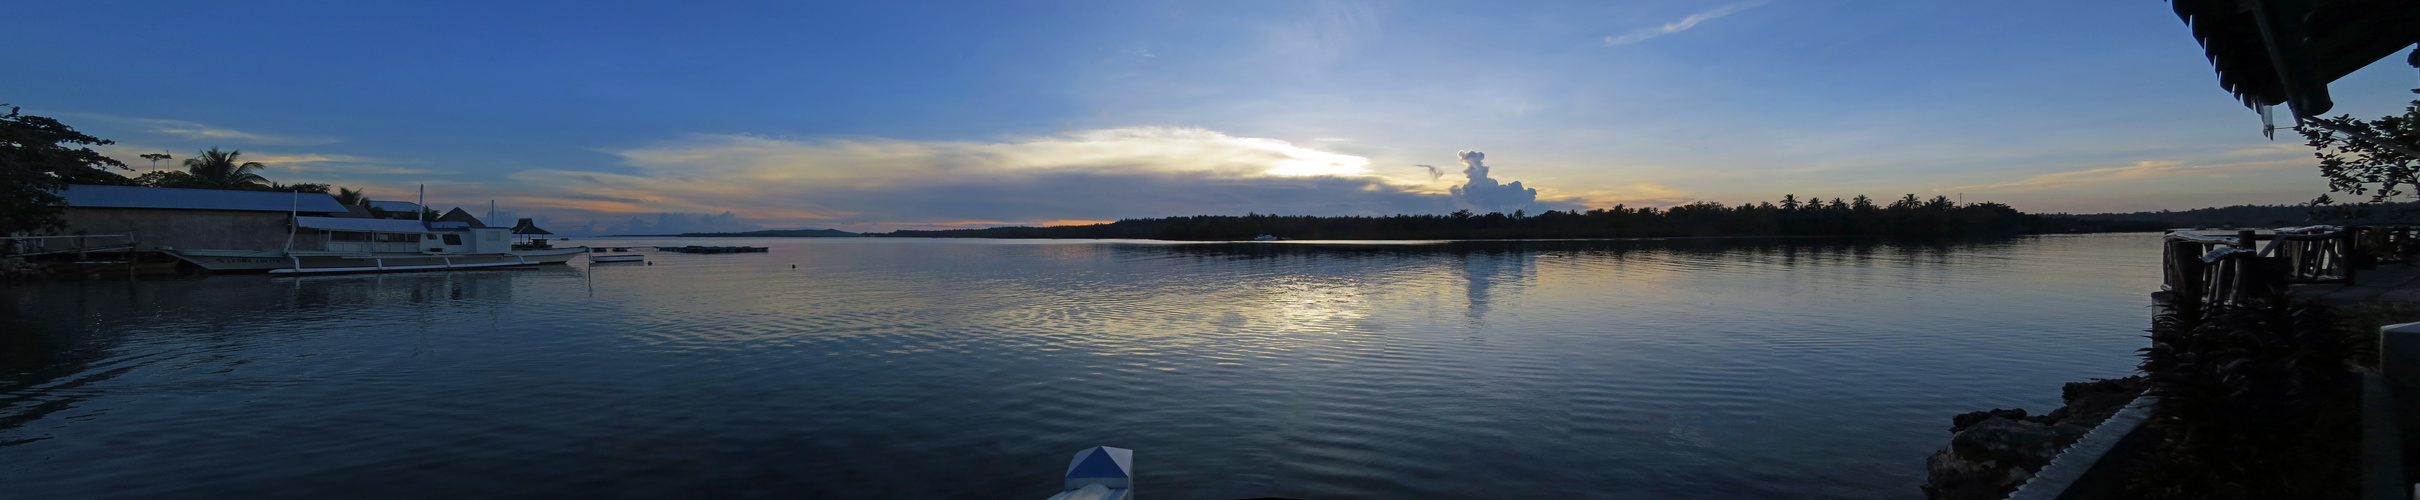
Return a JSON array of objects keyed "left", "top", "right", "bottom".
[{"left": 1046, "top": 446, "right": 1132, "bottom": 500}]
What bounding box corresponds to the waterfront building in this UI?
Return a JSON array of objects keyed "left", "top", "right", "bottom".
[{"left": 52, "top": 184, "right": 350, "bottom": 253}]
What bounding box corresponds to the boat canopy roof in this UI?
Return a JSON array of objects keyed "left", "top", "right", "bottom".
[{"left": 295, "top": 216, "right": 428, "bottom": 233}]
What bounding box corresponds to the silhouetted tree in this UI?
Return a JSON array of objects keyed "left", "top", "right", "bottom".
[
  {"left": 333, "top": 187, "right": 368, "bottom": 206},
  {"left": 2299, "top": 89, "right": 2420, "bottom": 224},
  {"left": 1, "top": 104, "right": 133, "bottom": 235},
  {"left": 168, "top": 147, "right": 270, "bottom": 190}
]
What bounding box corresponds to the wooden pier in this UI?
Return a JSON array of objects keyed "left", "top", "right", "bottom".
[
  {"left": 2158, "top": 226, "right": 2420, "bottom": 310},
  {"left": 0, "top": 233, "right": 171, "bottom": 277}
]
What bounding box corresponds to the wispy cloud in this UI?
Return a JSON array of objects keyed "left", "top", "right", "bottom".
[
  {"left": 1938, "top": 159, "right": 2304, "bottom": 192},
  {"left": 100, "top": 144, "right": 439, "bottom": 176},
  {"left": 1602, "top": 1, "right": 1769, "bottom": 47},
  {"left": 1565, "top": 183, "right": 1696, "bottom": 208},
  {"left": 64, "top": 113, "right": 339, "bottom": 145},
  {"left": 1263, "top": 0, "right": 1380, "bottom": 75},
  {"left": 139, "top": 119, "right": 336, "bottom": 145},
  {"left": 241, "top": 153, "right": 444, "bottom": 175}
]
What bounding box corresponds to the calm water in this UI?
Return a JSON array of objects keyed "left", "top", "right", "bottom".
[{"left": 0, "top": 234, "right": 2161, "bottom": 499}]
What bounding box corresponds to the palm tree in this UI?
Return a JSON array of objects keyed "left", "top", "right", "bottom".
[
  {"left": 332, "top": 187, "right": 368, "bottom": 206},
  {"left": 180, "top": 147, "right": 269, "bottom": 189}
]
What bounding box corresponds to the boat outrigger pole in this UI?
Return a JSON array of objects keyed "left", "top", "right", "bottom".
[
  {"left": 283, "top": 190, "right": 298, "bottom": 254},
  {"left": 285, "top": 190, "right": 301, "bottom": 271}
]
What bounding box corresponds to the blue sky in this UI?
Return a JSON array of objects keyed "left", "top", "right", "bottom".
[{"left": 7, "top": 1, "right": 2416, "bottom": 231}]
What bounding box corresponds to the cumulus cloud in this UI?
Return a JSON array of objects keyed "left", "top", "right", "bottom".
[
  {"left": 1414, "top": 164, "right": 1445, "bottom": 181},
  {"left": 1447, "top": 150, "right": 1543, "bottom": 213},
  {"left": 1602, "top": 1, "right": 1769, "bottom": 47},
  {"left": 503, "top": 127, "right": 1468, "bottom": 229},
  {"left": 1939, "top": 159, "right": 2304, "bottom": 192}
]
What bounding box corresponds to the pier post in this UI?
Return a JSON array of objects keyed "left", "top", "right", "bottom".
[
  {"left": 2344, "top": 228, "right": 2363, "bottom": 282},
  {"left": 2372, "top": 322, "right": 2420, "bottom": 498},
  {"left": 2166, "top": 238, "right": 2205, "bottom": 312}
]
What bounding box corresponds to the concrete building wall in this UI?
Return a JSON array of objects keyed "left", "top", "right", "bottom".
[{"left": 60, "top": 208, "right": 294, "bottom": 251}]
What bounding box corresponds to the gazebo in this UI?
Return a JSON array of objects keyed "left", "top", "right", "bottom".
[{"left": 508, "top": 218, "right": 556, "bottom": 250}]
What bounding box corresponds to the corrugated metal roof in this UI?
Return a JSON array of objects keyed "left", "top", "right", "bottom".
[
  {"left": 295, "top": 217, "right": 429, "bottom": 233},
  {"left": 58, "top": 184, "right": 349, "bottom": 213}
]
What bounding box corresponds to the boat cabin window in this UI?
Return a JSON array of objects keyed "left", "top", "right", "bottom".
[
  {"left": 330, "top": 231, "right": 370, "bottom": 242},
  {"left": 376, "top": 233, "right": 419, "bottom": 243},
  {"left": 442, "top": 234, "right": 463, "bottom": 245},
  {"left": 486, "top": 231, "right": 500, "bottom": 241}
]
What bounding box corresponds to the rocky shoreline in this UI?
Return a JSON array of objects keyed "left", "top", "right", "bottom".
[{"left": 1921, "top": 376, "right": 2145, "bottom": 500}]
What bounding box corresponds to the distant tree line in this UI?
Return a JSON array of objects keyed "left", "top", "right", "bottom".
[
  {"left": 879, "top": 195, "right": 2167, "bottom": 241},
  {"left": 2062, "top": 200, "right": 2420, "bottom": 229}
]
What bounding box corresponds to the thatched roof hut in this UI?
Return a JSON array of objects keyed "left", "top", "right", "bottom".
[
  {"left": 2171, "top": 0, "right": 2420, "bottom": 119},
  {"left": 509, "top": 218, "right": 553, "bottom": 235}
]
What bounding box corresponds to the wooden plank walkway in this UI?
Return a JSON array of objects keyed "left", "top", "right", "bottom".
[{"left": 2292, "top": 264, "right": 2420, "bottom": 304}]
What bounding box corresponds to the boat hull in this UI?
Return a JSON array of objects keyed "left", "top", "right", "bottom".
[{"left": 164, "top": 248, "right": 587, "bottom": 273}]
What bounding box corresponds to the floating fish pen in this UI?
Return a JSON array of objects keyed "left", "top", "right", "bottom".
[{"left": 654, "top": 245, "right": 768, "bottom": 254}]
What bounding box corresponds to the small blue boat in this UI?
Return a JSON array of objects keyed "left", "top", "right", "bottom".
[{"left": 1045, "top": 446, "right": 1132, "bottom": 500}]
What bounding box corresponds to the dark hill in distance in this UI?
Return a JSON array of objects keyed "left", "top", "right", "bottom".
[{"left": 676, "top": 228, "right": 861, "bottom": 237}]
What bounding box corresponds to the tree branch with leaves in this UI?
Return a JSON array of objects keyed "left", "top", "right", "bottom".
[
  {"left": 0, "top": 104, "right": 134, "bottom": 235},
  {"left": 2300, "top": 89, "right": 2420, "bottom": 204}
]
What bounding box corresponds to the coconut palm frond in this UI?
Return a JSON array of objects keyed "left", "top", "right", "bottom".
[
  {"left": 180, "top": 147, "right": 272, "bottom": 189},
  {"left": 333, "top": 187, "right": 368, "bottom": 206}
]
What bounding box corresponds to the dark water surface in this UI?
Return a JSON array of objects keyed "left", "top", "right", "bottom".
[{"left": 0, "top": 234, "right": 2161, "bottom": 499}]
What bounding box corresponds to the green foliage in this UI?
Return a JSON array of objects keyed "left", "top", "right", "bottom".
[
  {"left": 0, "top": 104, "right": 133, "bottom": 235},
  {"left": 130, "top": 148, "right": 357, "bottom": 197},
  {"left": 2301, "top": 89, "right": 2420, "bottom": 203},
  {"left": 332, "top": 187, "right": 368, "bottom": 206},
  {"left": 266, "top": 182, "right": 330, "bottom": 194},
  {"left": 142, "top": 147, "right": 270, "bottom": 190},
  {"left": 879, "top": 195, "right": 2146, "bottom": 240},
  {"left": 2130, "top": 301, "right": 2361, "bottom": 499}
]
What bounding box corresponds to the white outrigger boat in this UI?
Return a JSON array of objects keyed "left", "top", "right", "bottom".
[{"left": 162, "top": 216, "right": 586, "bottom": 274}]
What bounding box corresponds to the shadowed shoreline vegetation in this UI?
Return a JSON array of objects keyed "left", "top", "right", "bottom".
[{"left": 870, "top": 195, "right": 2169, "bottom": 241}]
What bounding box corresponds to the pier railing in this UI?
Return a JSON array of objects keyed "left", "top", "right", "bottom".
[
  {"left": 2161, "top": 226, "right": 2420, "bottom": 310},
  {"left": 0, "top": 233, "right": 138, "bottom": 259}
]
